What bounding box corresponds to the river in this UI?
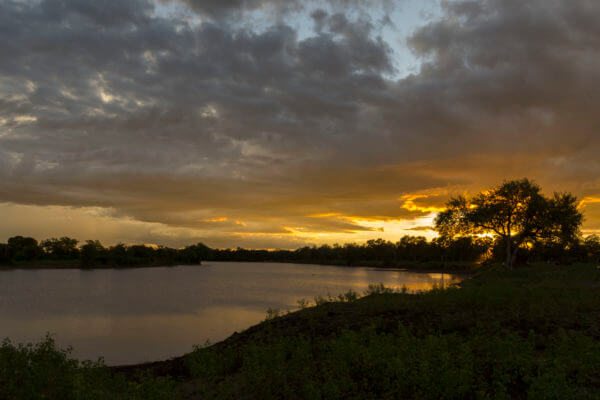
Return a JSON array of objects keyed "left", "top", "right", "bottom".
[{"left": 0, "top": 261, "right": 463, "bottom": 365}]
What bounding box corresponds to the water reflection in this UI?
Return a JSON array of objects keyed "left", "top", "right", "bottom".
[{"left": 0, "top": 262, "right": 463, "bottom": 364}]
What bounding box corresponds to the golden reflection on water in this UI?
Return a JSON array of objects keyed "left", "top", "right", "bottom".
[
  {"left": 0, "top": 262, "right": 464, "bottom": 365},
  {"left": 307, "top": 272, "right": 461, "bottom": 293},
  {"left": 2, "top": 306, "right": 266, "bottom": 365}
]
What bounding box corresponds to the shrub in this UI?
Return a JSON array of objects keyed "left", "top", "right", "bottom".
[{"left": 0, "top": 334, "right": 177, "bottom": 400}]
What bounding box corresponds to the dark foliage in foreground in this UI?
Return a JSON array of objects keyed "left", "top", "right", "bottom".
[{"left": 0, "top": 335, "right": 177, "bottom": 400}]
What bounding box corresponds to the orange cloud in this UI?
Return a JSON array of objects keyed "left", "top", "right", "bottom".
[
  {"left": 579, "top": 196, "right": 600, "bottom": 208},
  {"left": 203, "top": 217, "right": 228, "bottom": 222},
  {"left": 307, "top": 212, "right": 342, "bottom": 218},
  {"left": 399, "top": 194, "right": 446, "bottom": 213}
]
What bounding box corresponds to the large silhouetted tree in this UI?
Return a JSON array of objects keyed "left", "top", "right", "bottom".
[{"left": 435, "top": 179, "right": 583, "bottom": 269}]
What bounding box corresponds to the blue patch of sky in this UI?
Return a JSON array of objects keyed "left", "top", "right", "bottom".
[
  {"left": 383, "top": 0, "right": 442, "bottom": 78},
  {"left": 152, "top": 0, "right": 443, "bottom": 79}
]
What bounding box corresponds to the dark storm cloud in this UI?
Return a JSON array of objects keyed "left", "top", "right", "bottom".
[
  {"left": 171, "top": 0, "right": 395, "bottom": 21},
  {"left": 1, "top": 0, "right": 600, "bottom": 245},
  {"left": 403, "top": 0, "right": 600, "bottom": 155}
]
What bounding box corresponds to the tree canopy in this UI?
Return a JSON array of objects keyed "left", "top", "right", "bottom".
[{"left": 435, "top": 178, "right": 583, "bottom": 269}]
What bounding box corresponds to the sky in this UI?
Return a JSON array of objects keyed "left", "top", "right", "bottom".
[{"left": 1, "top": 0, "right": 600, "bottom": 249}]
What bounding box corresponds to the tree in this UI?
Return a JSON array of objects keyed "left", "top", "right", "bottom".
[
  {"left": 108, "top": 243, "right": 128, "bottom": 266},
  {"left": 41, "top": 237, "right": 79, "bottom": 259},
  {"left": 80, "top": 240, "right": 107, "bottom": 268},
  {"left": 7, "top": 236, "right": 41, "bottom": 262},
  {"left": 584, "top": 235, "right": 600, "bottom": 263},
  {"left": 0, "top": 243, "right": 10, "bottom": 264},
  {"left": 435, "top": 179, "right": 583, "bottom": 269}
]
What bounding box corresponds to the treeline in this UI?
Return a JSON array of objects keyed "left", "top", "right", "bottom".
[
  {"left": 1, "top": 234, "right": 599, "bottom": 270},
  {"left": 205, "top": 236, "right": 600, "bottom": 268},
  {"left": 208, "top": 237, "right": 490, "bottom": 267},
  {"left": 0, "top": 236, "right": 207, "bottom": 268}
]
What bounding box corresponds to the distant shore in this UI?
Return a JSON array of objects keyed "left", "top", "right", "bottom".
[
  {"left": 0, "top": 259, "right": 474, "bottom": 273},
  {"left": 0, "top": 262, "right": 199, "bottom": 270},
  {"left": 200, "top": 259, "right": 479, "bottom": 273}
]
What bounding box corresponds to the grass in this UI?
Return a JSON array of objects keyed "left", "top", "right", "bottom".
[
  {"left": 182, "top": 263, "right": 600, "bottom": 399},
  {"left": 0, "top": 334, "right": 177, "bottom": 399},
  {"left": 2, "top": 263, "right": 600, "bottom": 399}
]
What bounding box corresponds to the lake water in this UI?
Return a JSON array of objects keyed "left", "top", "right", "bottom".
[{"left": 0, "top": 261, "right": 463, "bottom": 365}]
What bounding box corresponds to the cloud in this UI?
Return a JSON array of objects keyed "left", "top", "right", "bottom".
[
  {"left": 406, "top": 226, "right": 435, "bottom": 232},
  {"left": 168, "top": 0, "right": 396, "bottom": 21},
  {"left": 1, "top": 0, "right": 600, "bottom": 246}
]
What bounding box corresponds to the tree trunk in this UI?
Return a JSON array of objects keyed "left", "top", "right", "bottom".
[
  {"left": 505, "top": 235, "right": 512, "bottom": 270},
  {"left": 510, "top": 235, "right": 526, "bottom": 268},
  {"left": 510, "top": 244, "right": 520, "bottom": 267}
]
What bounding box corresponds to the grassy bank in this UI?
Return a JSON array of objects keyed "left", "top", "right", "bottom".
[{"left": 2, "top": 263, "right": 599, "bottom": 399}]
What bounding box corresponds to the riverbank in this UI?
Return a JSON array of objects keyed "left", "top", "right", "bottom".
[
  {"left": 0, "top": 259, "right": 473, "bottom": 273},
  {"left": 125, "top": 262, "right": 600, "bottom": 398},
  {"left": 215, "top": 258, "right": 479, "bottom": 273},
  {"left": 2, "top": 263, "right": 599, "bottom": 399},
  {"left": 0, "top": 261, "right": 199, "bottom": 270}
]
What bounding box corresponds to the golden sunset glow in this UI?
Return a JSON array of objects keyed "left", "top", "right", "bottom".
[
  {"left": 399, "top": 194, "right": 446, "bottom": 214},
  {"left": 203, "top": 217, "right": 228, "bottom": 222},
  {"left": 1, "top": 0, "right": 600, "bottom": 249},
  {"left": 4, "top": 2, "right": 600, "bottom": 398},
  {"left": 579, "top": 197, "right": 600, "bottom": 208}
]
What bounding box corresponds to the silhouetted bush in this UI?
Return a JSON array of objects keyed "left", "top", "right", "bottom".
[{"left": 0, "top": 334, "right": 177, "bottom": 399}]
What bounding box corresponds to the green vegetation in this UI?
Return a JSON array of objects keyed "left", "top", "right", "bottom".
[
  {"left": 182, "top": 263, "right": 600, "bottom": 399},
  {"left": 0, "top": 334, "right": 177, "bottom": 399},
  {"left": 3, "top": 263, "right": 599, "bottom": 399}
]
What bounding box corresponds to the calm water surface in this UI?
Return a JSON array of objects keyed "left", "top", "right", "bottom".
[{"left": 0, "top": 262, "right": 463, "bottom": 365}]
